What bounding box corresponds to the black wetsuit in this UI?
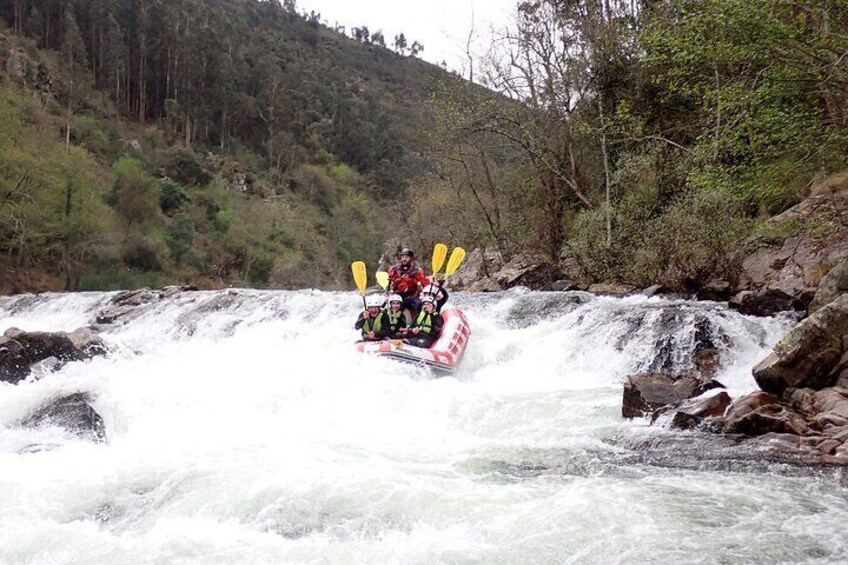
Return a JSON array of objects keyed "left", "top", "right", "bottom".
[
  {"left": 355, "top": 311, "right": 390, "bottom": 340},
  {"left": 404, "top": 309, "right": 444, "bottom": 348},
  {"left": 386, "top": 309, "right": 408, "bottom": 338}
]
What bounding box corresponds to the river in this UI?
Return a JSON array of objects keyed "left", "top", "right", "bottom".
[{"left": 1, "top": 289, "right": 845, "bottom": 564}]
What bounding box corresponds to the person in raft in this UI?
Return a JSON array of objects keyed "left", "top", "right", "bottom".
[
  {"left": 385, "top": 293, "right": 408, "bottom": 338},
  {"left": 402, "top": 295, "right": 444, "bottom": 348},
  {"left": 420, "top": 278, "right": 449, "bottom": 312},
  {"left": 388, "top": 247, "right": 429, "bottom": 315},
  {"left": 355, "top": 293, "right": 390, "bottom": 341}
]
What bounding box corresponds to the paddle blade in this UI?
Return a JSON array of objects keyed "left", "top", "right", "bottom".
[
  {"left": 375, "top": 270, "right": 389, "bottom": 290},
  {"left": 431, "top": 243, "right": 447, "bottom": 275},
  {"left": 445, "top": 247, "right": 466, "bottom": 276},
  {"left": 351, "top": 261, "right": 367, "bottom": 293}
]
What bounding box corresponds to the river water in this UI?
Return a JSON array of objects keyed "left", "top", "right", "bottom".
[{"left": 0, "top": 289, "right": 845, "bottom": 564}]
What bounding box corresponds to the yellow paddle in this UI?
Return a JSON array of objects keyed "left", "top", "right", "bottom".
[
  {"left": 444, "top": 247, "right": 466, "bottom": 279},
  {"left": 375, "top": 271, "right": 389, "bottom": 291},
  {"left": 351, "top": 261, "right": 367, "bottom": 307},
  {"left": 431, "top": 243, "right": 447, "bottom": 277}
]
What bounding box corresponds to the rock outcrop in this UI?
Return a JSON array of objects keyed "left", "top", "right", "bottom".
[
  {"left": 0, "top": 327, "right": 106, "bottom": 384},
  {"left": 752, "top": 294, "right": 848, "bottom": 395},
  {"left": 94, "top": 285, "right": 198, "bottom": 324},
  {"left": 622, "top": 372, "right": 725, "bottom": 419},
  {"left": 629, "top": 258, "right": 848, "bottom": 464},
  {"left": 733, "top": 192, "right": 848, "bottom": 314},
  {"left": 20, "top": 393, "right": 106, "bottom": 443}
]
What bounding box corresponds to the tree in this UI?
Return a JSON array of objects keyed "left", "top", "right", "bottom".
[
  {"left": 410, "top": 40, "right": 423, "bottom": 57},
  {"left": 393, "top": 32, "right": 407, "bottom": 54},
  {"left": 61, "top": 4, "right": 88, "bottom": 153},
  {"left": 371, "top": 30, "right": 385, "bottom": 47}
]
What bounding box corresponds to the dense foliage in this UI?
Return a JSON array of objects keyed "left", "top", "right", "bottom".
[
  {"left": 0, "top": 0, "right": 438, "bottom": 291},
  {"left": 417, "top": 0, "right": 848, "bottom": 289},
  {"left": 1, "top": 0, "right": 846, "bottom": 293}
]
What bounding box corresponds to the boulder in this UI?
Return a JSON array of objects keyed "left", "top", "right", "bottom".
[
  {"left": 697, "top": 280, "right": 733, "bottom": 302},
  {"left": 20, "top": 393, "right": 106, "bottom": 442},
  {"left": 752, "top": 294, "right": 848, "bottom": 394},
  {"left": 447, "top": 248, "right": 502, "bottom": 290},
  {"left": 493, "top": 254, "right": 561, "bottom": 290},
  {"left": 723, "top": 391, "right": 781, "bottom": 424},
  {"left": 622, "top": 372, "right": 724, "bottom": 418},
  {"left": 729, "top": 288, "right": 801, "bottom": 317},
  {"left": 808, "top": 259, "right": 848, "bottom": 314},
  {"left": 0, "top": 327, "right": 107, "bottom": 384},
  {"left": 812, "top": 388, "right": 848, "bottom": 420},
  {"left": 551, "top": 279, "right": 580, "bottom": 292},
  {"left": 723, "top": 404, "right": 810, "bottom": 436},
  {"left": 640, "top": 284, "right": 665, "bottom": 297},
  {"left": 737, "top": 193, "right": 848, "bottom": 308},
  {"left": 670, "top": 391, "right": 732, "bottom": 430}
]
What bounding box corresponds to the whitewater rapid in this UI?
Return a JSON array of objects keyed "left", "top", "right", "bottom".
[{"left": 1, "top": 289, "right": 846, "bottom": 564}]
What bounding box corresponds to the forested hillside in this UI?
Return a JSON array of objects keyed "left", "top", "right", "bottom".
[
  {"left": 0, "top": 0, "right": 441, "bottom": 292},
  {"left": 1, "top": 0, "right": 847, "bottom": 294},
  {"left": 407, "top": 0, "right": 848, "bottom": 292}
]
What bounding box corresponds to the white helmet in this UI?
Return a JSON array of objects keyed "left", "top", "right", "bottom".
[
  {"left": 421, "top": 295, "right": 436, "bottom": 305},
  {"left": 388, "top": 294, "right": 403, "bottom": 304},
  {"left": 365, "top": 294, "right": 383, "bottom": 308},
  {"left": 421, "top": 284, "right": 438, "bottom": 295}
]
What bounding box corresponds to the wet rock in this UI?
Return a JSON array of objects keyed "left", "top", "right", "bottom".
[
  {"left": 670, "top": 391, "right": 732, "bottom": 430},
  {"left": 0, "top": 337, "right": 28, "bottom": 383},
  {"left": 640, "top": 284, "right": 665, "bottom": 297},
  {"left": 110, "top": 287, "right": 157, "bottom": 306},
  {"left": 723, "top": 404, "right": 811, "bottom": 436},
  {"left": 551, "top": 279, "right": 579, "bottom": 292},
  {"left": 96, "top": 288, "right": 159, "bottom": 324},
  {"left": 159, "top": 284, "right": 199, "bottom": 299},
  {"left": 729, "top": 288, "right": 801, "bottom": 316},
  {"left": 785, "top": 387, "right": 817, "bottom": 415},
  {"left": 697, "top": 280, "right": 732, "bottom": 302},
  {"left": 818, "top": 438, "right": 842, "bottom": 455},
  {"left": 723, "top": 391, "right": 781, "bottom": 424},
  {"left": 823, "top": 426, "right": 848, "bottom": 441},
  {"left": 809, "top": 259, "right": 848, "bottom": 315},
  {"left": 754, "top": 432, "right": 801, "bottom": 451},
  {"left": 0, "top": 327, "right": 107, "bottom": 384},
  {"left": 20, "top": 393, "right": 106, "bottom": 442},
  {"left": 506, "top": 293, "right": 590, "bottom": 329},
  {"left": 752, "top": 294, "right": 848, "bottom": 394},
  {"left": 622, "top": 372, "right": 724, "bottom": 418}
]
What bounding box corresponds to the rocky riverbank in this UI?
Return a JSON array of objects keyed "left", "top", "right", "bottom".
[
  {"left": 451, "top": 191, "right": 848, "bottom": 319},
  {"left": 623, "top": 259, "right": 848, "bottom": 465}
]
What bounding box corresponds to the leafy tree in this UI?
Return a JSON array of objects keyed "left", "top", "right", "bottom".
[
  {"left": 111, "top": 156, "right": 160, "bottom": 227},
  {"left": 393, "top": 32, "right": 407, "bottom": 54}
]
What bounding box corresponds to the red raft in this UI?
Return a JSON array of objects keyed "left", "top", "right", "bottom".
[{"left": 354, "top": 308, "right": 471, "bottom": 376}]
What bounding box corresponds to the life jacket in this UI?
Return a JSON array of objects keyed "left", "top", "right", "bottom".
[
  {"left": 415, "top": 310, "right": 435, "bottom": 335},
  {"left": 390, "top": 264, "right": 422, "bottom": 295},
  {"left": 387, "top": 310, "right": 404, "bottom": 333},
  {"left": 361, "top": 312, "right": 383, "bottom": 338}
]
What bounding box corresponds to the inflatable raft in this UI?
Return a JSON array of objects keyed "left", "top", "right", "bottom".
[{"left": 355, "top": 308, "right": 471, "bottom": 376}]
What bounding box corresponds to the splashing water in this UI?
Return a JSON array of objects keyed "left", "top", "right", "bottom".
[{"left": 0, "top": 289, "right": 844, "bottom": 564}]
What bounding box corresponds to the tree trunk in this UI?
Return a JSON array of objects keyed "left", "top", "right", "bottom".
[{"left": 598, "top": 95, "right": 612, "bottom": 248}]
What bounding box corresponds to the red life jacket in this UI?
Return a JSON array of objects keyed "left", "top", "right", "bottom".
[{"left": 389, "top": 263, "right": 426, "bottom": 295}]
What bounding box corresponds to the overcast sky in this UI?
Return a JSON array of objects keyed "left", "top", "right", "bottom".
[{"left": 296, "top": 0, "right": 517, "bottom": 75}]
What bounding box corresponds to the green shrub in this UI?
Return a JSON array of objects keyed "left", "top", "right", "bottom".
[
  {"left": 161, "top": 147, "right": 211, "bottom": 186},
  {"left": 159, "top": 179, "right": 189, "bottom": 216}
]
